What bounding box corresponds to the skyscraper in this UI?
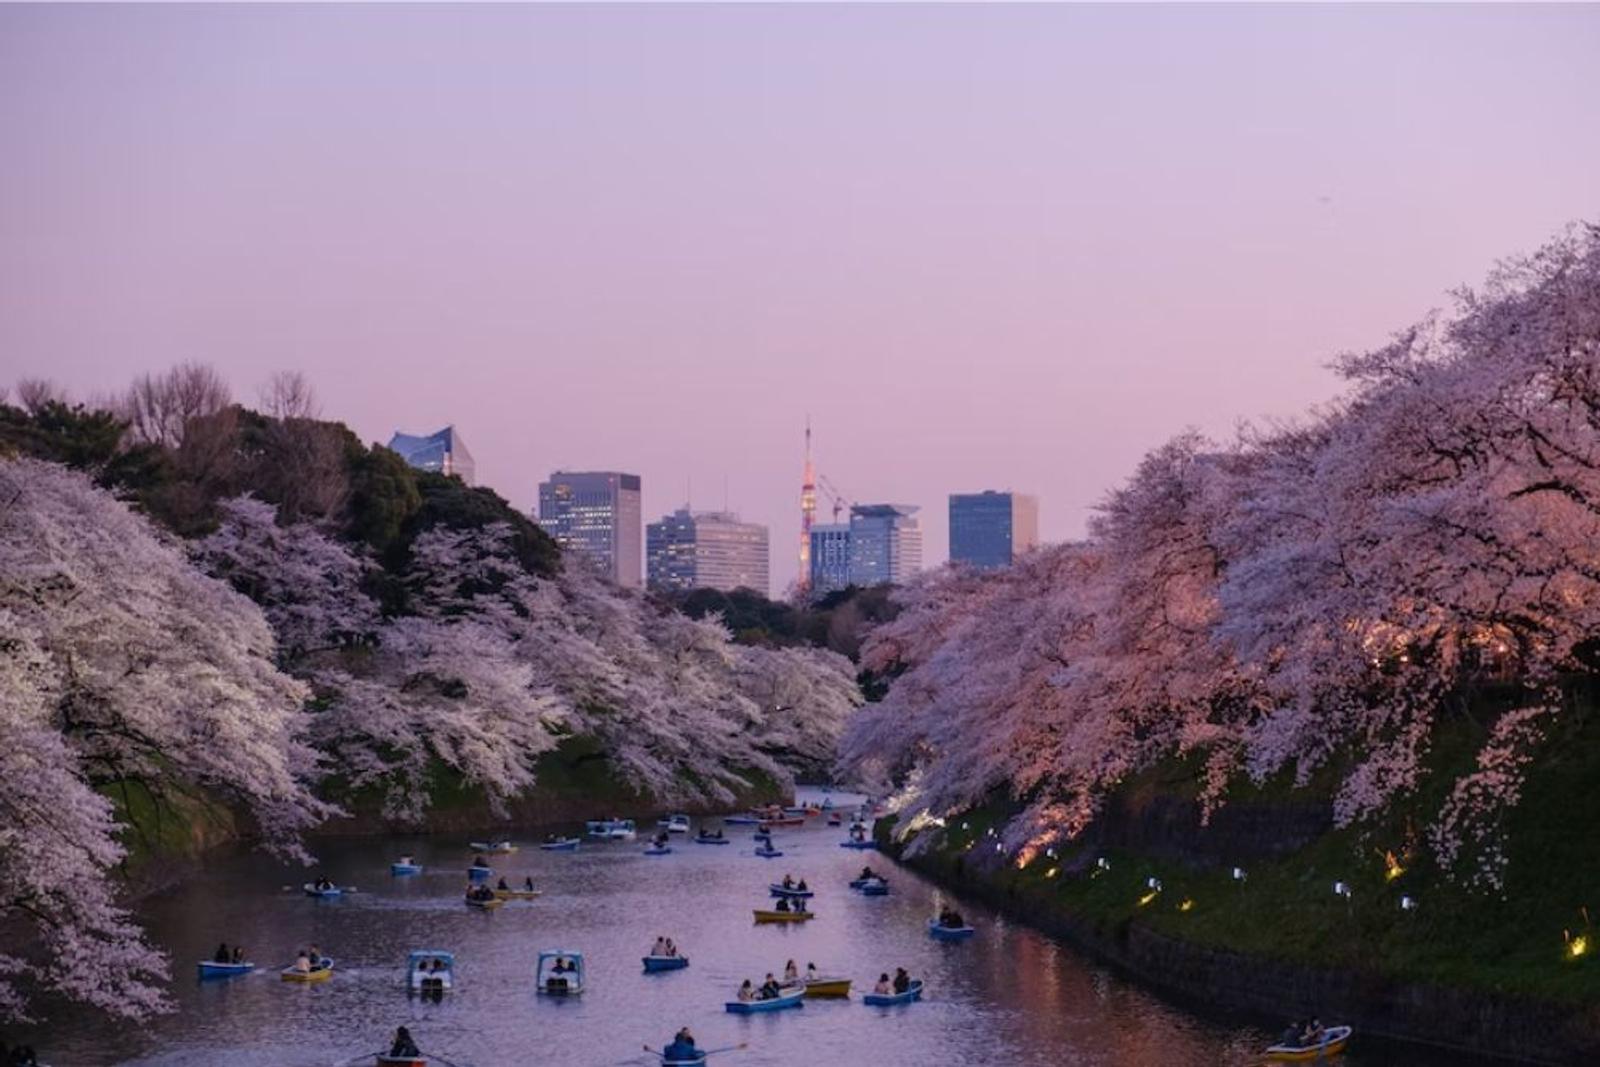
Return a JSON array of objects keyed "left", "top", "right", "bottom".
[
  {"left": 808, "top": 523, "right": 852, "bottom": 597},
  {"left": 387, "top": 426, "right": 475, "bottom": 485},
  {"left": 949, "top": 491, "right": 1039, "bottom": 569},
  {"left": 847, "top": 504, "right": 922, "bottom": 586},
  {"left": 537, "top": 471, "right": 643, "bottom": 587},
  {"left": 647, "top": 509, "right": 770, "bottom": 595}
]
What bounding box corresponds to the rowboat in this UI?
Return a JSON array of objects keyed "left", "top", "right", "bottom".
[
  {"left": 769, "top": 884, "right": 814, "bottom": 899},
  {"left": 723, "top": 815, "right": 762, "bottom": 826},
  {"left": 927, "top": 919, "right": 975, "bottom": 941},
  {"left": 759, "top": 817, "right": 805, "bottom": 828},
  {"left": 644, "top": 845, "right": 673, "bottom": 855},
  {"left": 407, "top": 949, "right": 455, "bottom": 993},
  {"left": 753, "top": 909, "right": 814, "bottom": 924},
  {"left": 303, "top": 883, "right": 343, "bottom": 898},
  {"left": 802, "top": 976, "right": 852, "bottom": 998},
  {"left": 468, "top": 840, "right": 517, "bottom": 854},
  {"left": 586, "top": 818, "right": 637, "bottom": 840},
  {"left": 197, "top": 960, "right": 254, "bottom": 979},
  {"left": 754, "top": 847, "right": 784, "bottom": 859},
  {"left": 859, "top": 880, "right": 889, "bottom": 896},
  {"left": 390, "top": 862, "right": 422, "bottom": 876},
  {"left": 694, "top": 835, "right": 731, "bottom": 845},
  {"left": 725, "top": 983, "right": 806, "bottom": 1013},
  {"left": 863, "top": 979, "right": 923, "bottom": 1006},
  {"left": 642, "top": 954, "right": 690, "bottom": 973},
  {"left": 539, "top": 837, "right": 580, "bottom": 851},
  {"left": 493, "top": 888, "right": 542, "bottom": 900},
  {"left": 839, "top": 840, "right": 876, "bottom": 850},
  {"left": 280, "top": 957, "right": 334, "bottom": 982},
  {"left": 1264, "top": 1025, "right": 1353, "bottom": 1062},
  {"left": 659, "top": 814, "right": 692, "bottom": 834},
  {"left": 848, "top": 876, "right": 879, "bottom": 889},
  {"left": 467, "top": 865, "right": 492, "bottom": 881},
  {"left": 464, "top": 895, "right": 504, "bottom": 910},
  {"left": 375, "top": 1057, "right": 427, "bottom": 1067},
  {"left": 826, "top": 816, "right": 842, "bottom": 827}
]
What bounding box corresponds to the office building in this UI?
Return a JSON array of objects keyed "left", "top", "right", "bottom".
[
  {"left": 808, "top": 523, "right": 853, "bottom": 597},
  {"left": 847, "top": 504, "right": 922, "bottom": 587},
  {"left": 537, "top": 471, "right": 643, "bottom": 587},
  {"left": 387, "top": 426, "right": 475, "bottom": 485},
  {"left": 949, "top": 491, "right": 1039, "bottom": 569},
  {"left": 647, "top": 509, "right": 770, "bottom": 595}
]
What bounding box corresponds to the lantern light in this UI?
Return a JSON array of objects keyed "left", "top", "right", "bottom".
[
  {"left": 1231, "top": 867, "right": 1247, "bottom": 882},
  {"left": 1400, "top": 896, "right": 1417, "bottom": 911},
  {"left": 1333, "top": 881, "right": 1352, "bottom": 898}
]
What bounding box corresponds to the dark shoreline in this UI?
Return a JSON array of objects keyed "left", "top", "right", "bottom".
[{"left": 882, "top": 832, "right": 1596, "bottom": 1067}]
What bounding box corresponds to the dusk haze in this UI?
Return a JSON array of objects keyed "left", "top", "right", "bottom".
[{"left": 4, "top": 4, "right": 1600, "bottom": 1066}]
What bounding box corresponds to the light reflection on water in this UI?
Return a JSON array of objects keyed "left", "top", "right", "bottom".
[{"left": 28, "top": 791, "right": 1440, "bottom": 1066}]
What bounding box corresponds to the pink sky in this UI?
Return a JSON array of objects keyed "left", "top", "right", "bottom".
[{"left": 4, "top": 4, "right": 1599, "bottom": 590}]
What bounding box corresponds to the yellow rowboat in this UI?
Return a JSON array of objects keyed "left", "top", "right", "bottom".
[
  {"left": 753, "top": 909, "right": 815, "bottom": 924},
  {"left": 280, "top": 959, "right": 334, "bottom": 983},
  {"left": 803, "top": 976, "right": 852, "bottom": 997},
  {"left": 493, "top": 889, "right": 543, "bottom": 900},
  {"left": 465, "top": 896, "right": 506, "bottom": 910},
  {"left": 1264, "top": 1025, "right": 1352, "bottom": 1062}
]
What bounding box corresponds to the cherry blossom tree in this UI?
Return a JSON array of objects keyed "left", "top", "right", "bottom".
[
  {"left": 845, "top": 223, "right": 1600, "bottom": 888},
  {"left": 0, "top": 459, "right": 328, "bottom": 1021}
]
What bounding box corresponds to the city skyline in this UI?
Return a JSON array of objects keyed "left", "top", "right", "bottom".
[{"left": 4, "top": 5, "right": 1599, "bottom": 587}]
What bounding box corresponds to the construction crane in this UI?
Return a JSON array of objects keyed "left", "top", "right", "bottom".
[{"left": 817, "top": 474, "right": 853, "bottom": 524}]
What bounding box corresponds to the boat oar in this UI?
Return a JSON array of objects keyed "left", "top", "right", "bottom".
[
  {"left": 640, "top": 1043, "right": 748, "bottom": 1061},
  {"left": 330, "top": 1050, "right": 383, "bottom": 1066}
]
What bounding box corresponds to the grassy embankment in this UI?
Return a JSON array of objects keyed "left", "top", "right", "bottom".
[{"left": 892, "top": 683, "right": 1600, "bottom": 1005}]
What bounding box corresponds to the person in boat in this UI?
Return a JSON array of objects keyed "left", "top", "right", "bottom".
[
  {"left": 231, "top": 945, "right": 246, "bottom": 964},
  {"left": 496, "top": 876, "right": 510, "bottom": 891},
  {"left": 893, "top": 967, "right": 911, "bottom": 994},
  {"left": 873, "top": 973, "right": 892, "bottom": 995},
  {"left": 523, "top": 876, "right": 536, "bottom": 892},
  {"left": 737, "top": 978, "right": 755, "bottom": 1002},
  {"left": 389, "top": 1026, "right": 420, "bottom": 1058},
  {"left": 664, "top": 937, "right": 678, "bottom": 957},
  {"left": 399, "top": 854, "right": 413, "bottom": 865},
  {"left": 759, "top": 973, "right": 781, "bottom": 999},
  {"left": 663, "top": 1028, "right": 698, "bottom": 1061},
  {"left": 1279, "top": 1021, "right": 1305, "bottom": 1048},
  {"left": 213, "top": 942, "right": 231, "bottom": 963},
  {"left": 939, "top": 907, "right": 965, "bottom": 928},
  {"left": 313, "top": 875, "right": 333, "bottom": 891},
  {"left": 307, "top": 944, "right": 324, "bottom": 967},
  {"left": 293, "top": 950, "right": 312, "bottom": 973},
  {"left": 783, "top": 959, "right": 799, "bottom": 982},
  {"left": 1302, "top": 1017, "right": 1324, "bottom": 1045},
  {"left": 859, "top": 866, "right": 876, "bottom": 881},
  {"left": 796, "top": 878, "right": 809, "bottom": 891},
  {"left": 805, "top": 961, "right": 819, "bottom": 981},
  {"left": 782, "top": 874, "right": 795, "bottom": 889},
  {"left": 471, "top": 854, "right": 489, "bottom": 868},
  {"left": 774, "top": 896, "right": 791, "bottom": 913},
  {"left": 651, "top": 936, "right": 668, "bottom": 957}
]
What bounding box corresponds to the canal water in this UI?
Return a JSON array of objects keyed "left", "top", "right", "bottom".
[{"left": 30, "top": 791, "right": 1449, "bottom": 1066}]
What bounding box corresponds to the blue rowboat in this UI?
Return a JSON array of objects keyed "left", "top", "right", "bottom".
[
  {"left": 302, "top": 883, "right": 343, "bottom": 898},
  {"left": 863, "top": 979, "right": 923, "bottom": 1006},
  {"left": 754, "top": 848, "right": 784, "bottom": 859},
  {"left": 467, "top": 866, "right": 492, "bottom": 881},
  {"left": 839, "top": 839, "right": 876, "bottom": 850},
  {"left": 539, "top": 838, "right": 580, "bottom": 851},
  {"left": 644, "top": 845, "right": 673, "bottom": 855},
  {"left": 927, "top": 919, "right": 975, "bottom": 941},
  {"left": 694, "top": 836, "right": 731, "bottom": 846},
  {"left": 642, "top": 954, "right": 690, "bottom": 973},
  {"left": 768, "top": 884, "right": 814, "bottom": 899},
  {"left": 859, "top": 881, "right": 889, "bottom": 896},
  {"left": 197, "top": 960, "right": 254, "bottom": 979},
  {"left": 390, "top": 862, "right": 422, "bottom": 876},
  {"left": 725, "top": 984, "right": 805, "bottom": 1013}
]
